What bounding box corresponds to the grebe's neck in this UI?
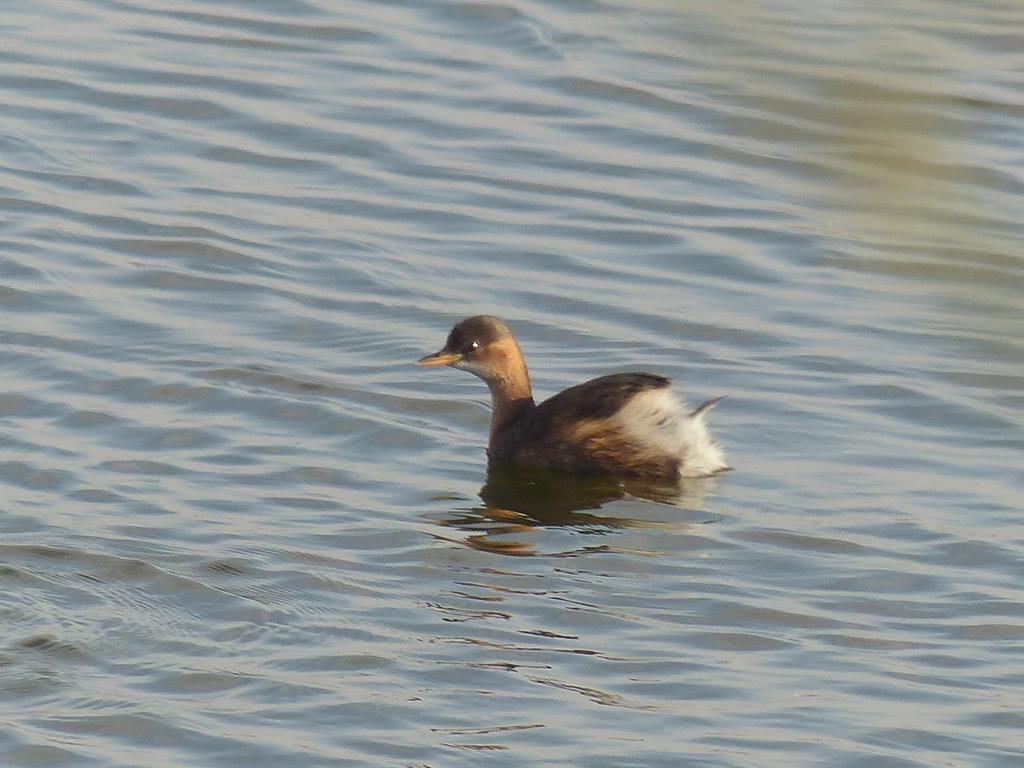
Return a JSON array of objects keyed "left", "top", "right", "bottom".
[{"left": 484, "top": 345, "right": 534, "bottom": 445}]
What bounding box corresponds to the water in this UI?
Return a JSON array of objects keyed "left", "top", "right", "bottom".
[{"left": 2, "top": 0, "right": 1022, "bottom": 765}]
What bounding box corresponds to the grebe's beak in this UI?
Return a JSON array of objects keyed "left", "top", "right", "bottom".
[{"left": 416, "top": 349, "right": 462, "bottom": 367}]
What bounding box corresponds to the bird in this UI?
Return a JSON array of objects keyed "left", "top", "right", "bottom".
[{"left": 417, "top": 315, "right": 727, "bottom": 479}]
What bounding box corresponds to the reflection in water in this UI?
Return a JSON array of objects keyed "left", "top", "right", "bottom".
[{"left": 435, "top": 464, "right": 722, "bottom": 556}]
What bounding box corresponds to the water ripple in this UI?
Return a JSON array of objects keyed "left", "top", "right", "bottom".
[{"left": 1, "top": 0, "right": 1022, "bottom": 766}]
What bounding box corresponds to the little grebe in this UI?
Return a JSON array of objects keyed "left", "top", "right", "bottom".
[{"left": 417, "top": 316, "right": 727, "bottom": 479}]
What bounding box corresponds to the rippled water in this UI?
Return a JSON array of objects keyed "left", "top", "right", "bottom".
[{"left": 2, "top": 1, "right": 1022, "bottom": 765}]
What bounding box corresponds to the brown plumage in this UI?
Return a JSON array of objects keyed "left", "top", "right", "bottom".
[{"left": 417, "top": 316, "right": 727, "bottom": 479}]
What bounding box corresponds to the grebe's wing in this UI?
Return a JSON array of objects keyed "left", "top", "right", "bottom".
[{"left": 532, "top": 373, "right": 672, "bottom": 425}]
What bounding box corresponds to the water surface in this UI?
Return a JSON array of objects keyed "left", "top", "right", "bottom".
[{"left": 1, "top": 1, "right": 1022, "bottom": 766}]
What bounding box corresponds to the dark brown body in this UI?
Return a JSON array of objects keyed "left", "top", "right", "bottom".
[{"left": 488, "top": 373, "right": 681, "bottom": 477}]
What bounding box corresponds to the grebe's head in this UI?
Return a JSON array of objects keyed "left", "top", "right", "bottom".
[{"left": 416, "top": 315, "right": 521, "bottom": 382}]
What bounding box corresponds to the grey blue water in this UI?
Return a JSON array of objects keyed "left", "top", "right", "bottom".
[{"left": 1, "top": 1, "right": 1022, "bottom": 766}]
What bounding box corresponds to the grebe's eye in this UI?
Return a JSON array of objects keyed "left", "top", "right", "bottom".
[{"left": 470, "top": 341, "right": 480, "bottom": 351}]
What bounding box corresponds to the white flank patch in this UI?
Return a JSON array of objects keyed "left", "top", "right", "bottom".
[{"left": 613, "top": 387, "right": 727, "bottom": 477}]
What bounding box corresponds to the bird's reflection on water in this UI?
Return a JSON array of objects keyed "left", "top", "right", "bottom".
[{"left": 434, "top": 463, "right": 723, "bottom": 556}]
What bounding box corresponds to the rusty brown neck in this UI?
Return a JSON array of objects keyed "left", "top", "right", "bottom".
[{"left": 484, "top": 354, "right": 535, "bottom": 446}]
